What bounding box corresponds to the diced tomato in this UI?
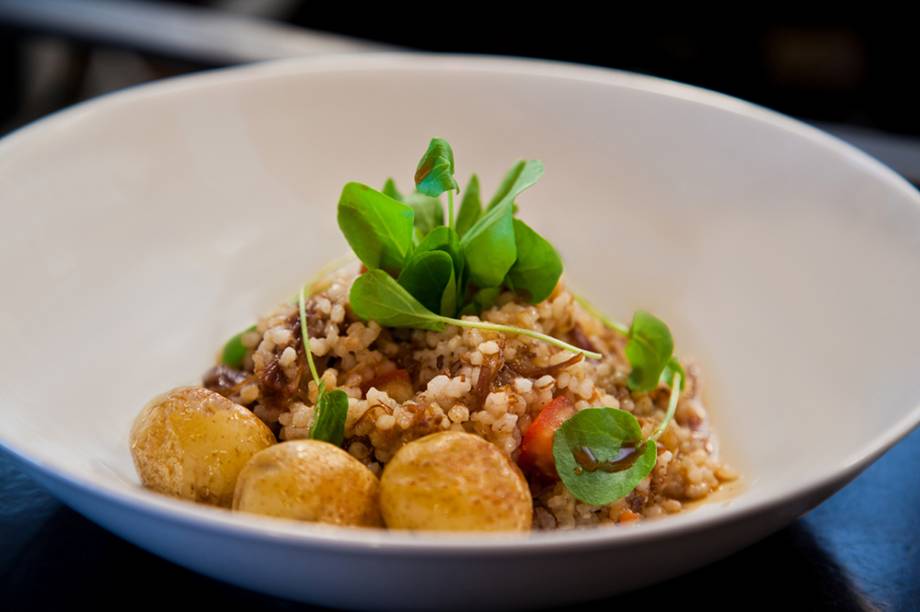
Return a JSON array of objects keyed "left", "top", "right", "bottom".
[
  {"left": 518, "top": 396, "right": 575, "bottom": 478},
  {"left": 364, "top": 369, "right": 414, "bottom": 403}
]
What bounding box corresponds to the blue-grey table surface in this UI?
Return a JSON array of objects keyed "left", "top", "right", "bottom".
[{"left": 2, "top": 425, "right": 918, "bottom": 611}]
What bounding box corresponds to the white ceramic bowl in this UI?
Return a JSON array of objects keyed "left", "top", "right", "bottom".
[{"left": 1, "top": 54, "right": 919, "bottom": 610}]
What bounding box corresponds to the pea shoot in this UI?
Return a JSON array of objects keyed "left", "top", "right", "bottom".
[
  {"left": 337, "top": 138, "right": 597, "bottom": 360},
  {"left": 299, "top": 285, "right": 348, "bottom": 446}
]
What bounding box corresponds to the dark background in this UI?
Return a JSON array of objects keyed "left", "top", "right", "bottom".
[
  {"left": 2, "top": 8, "right": 920, "bottom": 138},
  {"left": 1, "top": 4, "right": 919, "bottom": 610}
]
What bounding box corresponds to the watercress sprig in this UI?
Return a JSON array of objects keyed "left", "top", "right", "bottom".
[
  {"left": 335, "top": 139, "right": 575, "bottom": 357},
  {"left": 574, "top": 295, "right": 680, "bottom": 393},
  {"left": 299, "top": 285, "right": 348, "bottom": 446},
  {"left": 350, "top": 270, "right": 602, "bottom": 360},
  {"left": 552, "top": 370, "right": 682, "bottom": 505}
]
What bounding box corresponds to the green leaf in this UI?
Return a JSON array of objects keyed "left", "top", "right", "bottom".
[
  {"left": 487, "top": 160, "right": 544, "bottom": 210},
  {"left": 440, "top": 266, "right": 458, "bottom": 317},
  {"left": 414, "top": 138, "right": 459, "bottom": 197},
  {"left": 309, "top": 389, "right": 349, "bottom": 447},
  {"left": 459, "top": 198, "right": 516, "bottom": 288},
  {"left": 456, "top": 174, "right": 482, "bottom": 237},
  {"left": 626, "top": 311, "right": 675, "bottom": 393},
  {"left": 350, "top": 269, "right": 446, "bottom": 331},
  {"left": 220, "top": 325, "right": 255, "bottom": 368},
  {"left": 415, "top": 226, "right": 465, "bottom": 289},
  {"left": 351, "top": 273, "right": 601, "bottom": 360},
  {"left": 660, "top": 356, "right": 686, "bottom": 391},
  {"left": 382, "top": 178, "right": 403, "bottom": 201},
  {"left": 459, "top": 287, "right": 501, "bottom": 315},
  {"left": 506, "top": 219, "right": 563, "bottom": 303},
  {"left": 403, "top": 192, "right": 444, "bottom": 236},
  {"left": 552, "top": 408, "right": 657, "bottom": 505},
  {"left": 398, "top": 250, "right": 456, "bottom": 316},
  {"left": 337, "top": 182, "right": 415, "bottom": 276}
]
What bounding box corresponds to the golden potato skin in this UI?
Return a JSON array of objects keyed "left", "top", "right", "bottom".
[
  {"left": 380, "top": 431, "right": 533, "bottom": 531},
  {"left": 233, "top": 440, "right": 383, "bottom": 527},
  {"left": 130, "top": 387, "right": 275, "bottom": 507}
]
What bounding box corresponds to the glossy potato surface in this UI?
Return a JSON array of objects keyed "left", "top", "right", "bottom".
[
  {"left": 380, "top": 431, "right": 533, "bottom": 531},
  {"left": 130, "top": 386, "right": 276, "bottom": 507},
  {"left": 233, "top": 440, "right": 383, "bottom": 527}
]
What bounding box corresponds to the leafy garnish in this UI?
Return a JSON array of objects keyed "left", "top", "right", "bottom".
[
  {"left": 652, "top": 372, "right": 682, "bottom": 441},
  {"left": 414, "top": 138, "right": 459, "bottom": 198},
  {"left": 459, "top": 196, "right": 517, "bottom": 288},
  {"left": 552, "top": 408, "right": 658, "bottom": 505},
  {"left": 487, "top": 160, "right": 544, "bottom": 210},
  {"left": 309, "top": 388, "right": 349, "bottom": 446},
  {"left": 464, "top": 287, "right": 501, "bottom": 315},
  {"left": 404, "top": 192, "right": 444, "bottom": 237},
  {"left": 415, "top": 138, "right": 459, "bottom": 230},
  {"left": 415, "top": 225, "right": 465, "bottom": 285},
  {"left": 350, "top": 270, "right": 601, "bottom": 359},
  {"left": 350, "top": 270, "right": 447, "bottom": 331},
  {"left": 397, "top": 250, "right": 456, "bottom": 317},
  {"left": 625, "top": 311, "right": 675, "bottom": 393},
  {"left": 660, "top": 357, "right": 686, "bottom": 391},
  {"left": 459, "top": 159, "right": 544, "bottom": 288},
  {"left": 574, "top": 295, "right": 679, "bottom": 393},
  {"left": 505, "top": 219, "right": 562, "bottom": 303},
  {"left": 299, "top": 285, "right": 349, "bottom": 446},
  {"left": 220, "top": 325, "right": 256, "bottom": 368},
  {"left": 337, "top": 182, "right": 414, "bottom": 276},
  {"left": 382, "top": 177, "right": 403, "bottom": 201},
  {"left": 455, "top": 174, "right": 482, "bottom": 237}
]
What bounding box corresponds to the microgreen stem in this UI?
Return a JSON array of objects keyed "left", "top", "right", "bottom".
[
  {"left": 574, "top": 294, "right": 629, "bottom": 336},
  {"left": 434, "top": 314, "right": 602, "bottom": 360},
  {"left": 298, "top": 285, "right": 322, "bottom": 388},
  {"left": 448, "top": 190, "right": 455, "bottom": 230},
  {"left": 651, "top": 372, "right": 682, "bottom": 441}
]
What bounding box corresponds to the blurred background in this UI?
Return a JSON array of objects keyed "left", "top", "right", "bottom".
[{"left": 2, "top": 2, "right": 920, "bottom": 182}]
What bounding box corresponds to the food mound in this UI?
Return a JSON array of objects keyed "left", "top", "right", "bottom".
[{"left": 130, "top": 139, "right": 737, "bottom": 531}]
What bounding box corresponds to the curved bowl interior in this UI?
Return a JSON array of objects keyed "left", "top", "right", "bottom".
[{"left": 1, "top": 55, "right": 919, "bottom": 608}]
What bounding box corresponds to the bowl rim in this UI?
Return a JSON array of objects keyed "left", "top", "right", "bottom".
[{"left": 2, "top": 52, "right": 919, "bottom": 554}]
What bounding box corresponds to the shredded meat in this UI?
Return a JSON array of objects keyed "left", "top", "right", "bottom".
[
  {"left": 202, "top": 365, "right": 249, "bottom": 397},
  {"left": 256, "top": 310, "right": 305, "bottom": 409},
  {"left": 508, "top": 353, "right": 583, "bottom": 379},
  {"left": 569, "top": 323, "right": 598, "bottom": 354}
]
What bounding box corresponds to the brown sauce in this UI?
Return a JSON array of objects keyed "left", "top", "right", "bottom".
[{"left": 573, "top": 442, "right": 643, "bottom": 474}]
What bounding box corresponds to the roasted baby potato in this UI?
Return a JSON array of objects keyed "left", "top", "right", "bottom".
[
  {"left": 380, "top": 431, "right": 532, "bottom": 531},
  {"left": 130, "top": 386, "right": 275, "bottom": 507},
  {"left": 233, "top": 440, "right": 383, "bottom": 527}
]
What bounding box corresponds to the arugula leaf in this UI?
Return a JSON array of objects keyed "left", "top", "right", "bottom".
[
  {"left": 404, "top": 192, "right": 444, "bottom": 236},
  {"left": 398, "top": 250, "right": 456, "bottom": 316},
  {"left": 414, "top": 138, "right": 459, "bottom": 197},
  {"left": 459, "top": 197, "right": 516, "bottom": 288},
  {"left": 456, "top": 174, "right": 482, "bottom": 237},
  {"left": 220, "top": 325, "right": 255, "bottom": 368},
  {"left": 309, "top": 389, "right": 349, "bottom": 446},
  {"left": 552, "top": 408, "right": 657, "bottom": 505},
  {"left": 350, "top": 270, "right": 448, "bottom": 331},
  {"left": 626, "top": 311, "right": 675, "bottom": 393},
  {"left": 337, "top": 182, "right": 415, "bottom": 276},
  {"left": 350, "top": 270, "right": 601, "bottom": 359},
  {"left": 487, "top": 160, "right": 544, "bottom": 210},
  {"left": 382, "top": 178, "right": 403, "bottom": 201},
  {"left": 506, "top": 219, "right": 563, "bottom": 303}
]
